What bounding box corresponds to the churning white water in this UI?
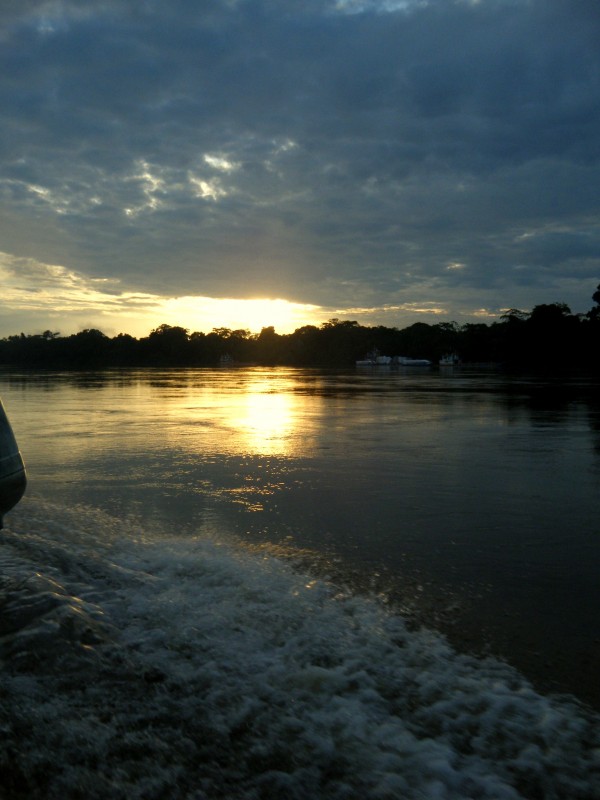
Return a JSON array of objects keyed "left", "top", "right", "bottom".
[{"left": 1, "top": 496, "right": 598, "bottom": 799}]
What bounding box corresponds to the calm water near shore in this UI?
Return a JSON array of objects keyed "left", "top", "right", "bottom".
[{"left": 1, "top": 365, "right": 599, "bottom": 798}]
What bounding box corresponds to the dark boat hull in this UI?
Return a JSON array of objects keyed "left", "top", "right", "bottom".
[{"left": 0, "top": 400, "right": 26, "bottom": 528}]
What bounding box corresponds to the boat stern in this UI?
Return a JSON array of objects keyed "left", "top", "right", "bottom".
[{"left": 0, "top": 400, "right": 27, "bottom": 529}]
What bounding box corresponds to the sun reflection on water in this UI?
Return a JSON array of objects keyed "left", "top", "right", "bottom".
[{"left": 236, "top": 382, "right": 297, "bottom": 456}]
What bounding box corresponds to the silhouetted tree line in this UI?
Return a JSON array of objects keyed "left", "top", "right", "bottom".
[{"left": 1, "top": 287, "right": 599, "bottom": 371}]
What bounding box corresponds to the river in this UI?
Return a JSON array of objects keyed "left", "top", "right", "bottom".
[{"left": 0, "top": 366, "right": 598, "bottom": 798}]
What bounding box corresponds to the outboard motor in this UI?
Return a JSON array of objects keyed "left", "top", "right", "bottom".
[{"left": 0, "top": 399, "right": 26, "bottom": 528}]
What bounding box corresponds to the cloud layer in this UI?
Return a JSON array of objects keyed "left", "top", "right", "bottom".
[{"left": 1, "top": 0, "right": 599, "bottom": 333}]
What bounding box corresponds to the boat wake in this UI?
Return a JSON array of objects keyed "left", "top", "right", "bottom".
[{"left": 0, "top": 497, "right": 598, "bottom": 799}]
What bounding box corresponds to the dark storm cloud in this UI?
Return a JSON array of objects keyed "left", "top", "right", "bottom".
[{"left": 1, "top": 0, "right": 599, "bottom": 319}]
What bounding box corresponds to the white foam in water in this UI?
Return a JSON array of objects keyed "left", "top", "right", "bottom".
[{"left": 1, "top": 497, "right": 599, "bottom": 799}]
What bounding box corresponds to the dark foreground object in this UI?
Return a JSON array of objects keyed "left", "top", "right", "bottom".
[{"left": 0, "top": 400, "right": 26, "bottom": 528}]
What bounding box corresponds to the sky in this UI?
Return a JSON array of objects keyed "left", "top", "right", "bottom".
[{"left": 1, "top": 0, "right": 599, "bottom": 337}]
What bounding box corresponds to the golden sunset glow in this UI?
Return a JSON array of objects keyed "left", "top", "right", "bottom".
[
  {"left": 0, "top": 252, "right": 324, "bottom": 336},
  {"left": 161, "top": 296, "right": 322, "bottom": 335}
]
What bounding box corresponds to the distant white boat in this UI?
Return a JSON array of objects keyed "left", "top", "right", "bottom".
[
  {"left": 395, "top": 356, "right": 432, "bottom": 366},
  {"left": 357, "top": 354, "right": 431, "bottom": 367},
  {"left": 356, "top": 352, "right": 392, "bottom": 366},
  {"left": 439, "top": 353, "right": 461, "bottom": 366}
]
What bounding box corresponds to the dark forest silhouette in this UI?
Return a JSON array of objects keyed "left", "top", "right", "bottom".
[{"left": 1, "top": 286, "right": 599, "bottom": 370}]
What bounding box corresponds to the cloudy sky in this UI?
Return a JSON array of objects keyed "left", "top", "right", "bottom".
[{"left": 1, "top": 0, "right": 599, "bottom": 337}]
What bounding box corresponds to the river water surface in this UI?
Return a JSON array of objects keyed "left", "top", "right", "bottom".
[{"left": 0, "top": 366, "right": 599, "bottom": 798}]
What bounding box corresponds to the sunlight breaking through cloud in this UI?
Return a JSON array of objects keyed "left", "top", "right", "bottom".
[
  {"left": 203, "top": 154, "right": 240, "bottom": 173},
  {"left": 0, "top": 252, "right": 321, "bottom": 336},
  {"left": 0, "top": 0, "right": 598, "bottom": 327},
  {"left": 188, "top": 175, "right": 228, "bottom": 201},
  {"left": 337, "top": 303, "right": 448, "bottom": 316}
]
